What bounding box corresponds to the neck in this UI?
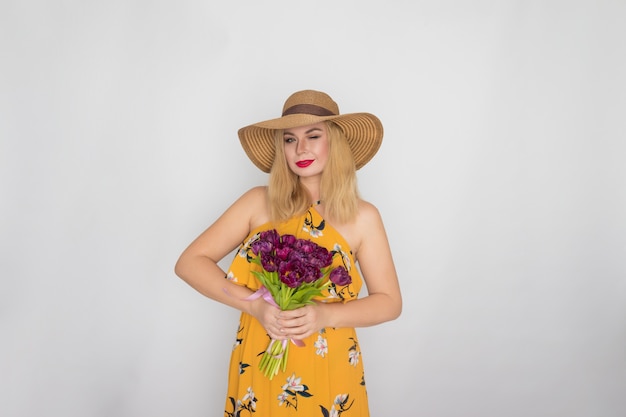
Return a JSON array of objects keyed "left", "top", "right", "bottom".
[{"left": 299, "top": 178, "right": 320, "bottom": 205}]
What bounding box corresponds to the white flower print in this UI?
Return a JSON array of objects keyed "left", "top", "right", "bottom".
[
  {"left": 323, "top": 393, "right": 351, "bottom": 416},
  {"left": 237, "top": 233, "right": 260, "bottom": 258},
  {"left": 349, "top": 349, "right": 360, "bottom": 366},
  {"left": 277, "top": 391, "right": 289, "bottom": 406},
  {"left": 226, "top": 271, "right": 237, "bottom": 282},
  {"left": 314, "top": 334, "right": 328, "bottom": 357},
  {"left": 333, "top": 243, "right": 352, "bottom": 271},
  {"left": 282, "top": 373, "right": 304, "bottom": 392},
  {"left": 302, "top": 225, "right": 324, "bottom": 238},
  {"left": 242, "top": 386, "right": 256, "bottom": 410},
  {"left": 327, "top": 286, "right": 340, "bottom": 300},
  {"left": 334, "top": 393, "right": 349, "bottom": 406},
  {"left": 277, "top": 373, "right": 313, "bottom": 410}
]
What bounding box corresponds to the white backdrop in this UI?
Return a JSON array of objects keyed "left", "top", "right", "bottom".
[{"left": 1, "top": 1, "right": 625, "bottom": 416}]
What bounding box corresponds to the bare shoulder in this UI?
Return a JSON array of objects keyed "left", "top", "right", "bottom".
[
  {"left": 336, "top": 199, "right": 386, "bottom": 258},
  {"left": 352, "top": 199, "right": 394, "bottom": 263},
  {"left": 236, "top": 186, "right": 270, "bottom": 230},
  {"left": 199, "top": 185, "right": 269, "bottom": 255},
  {"left": 227, "top": 185, "right": 266, "bottom": 209},
  {"left": 213, "top": 186, "right": 269, "bottom": 230},
  {"left": 237, "top": 185, "right": 267, "bottom": 204},
  {"left": 355, "top": 199, "right": 383, "bottom": 224},
  {"left": 355, "top": 199, "right": 387, "bottom": 239}
]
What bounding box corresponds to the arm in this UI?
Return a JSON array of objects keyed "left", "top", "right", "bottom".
[
  {"left": 174, "top": 187, "right": 276, "bottom": 317},
  {"left": 277, "top": 202, "right": 402, "bottom": 339}
]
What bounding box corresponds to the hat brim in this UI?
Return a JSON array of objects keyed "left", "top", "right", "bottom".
[{"left": 238, "top": 112, "right": 383, "bottom": 173}]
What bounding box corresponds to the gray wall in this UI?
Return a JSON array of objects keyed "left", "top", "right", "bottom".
[{"left": 1, "top": 1, "right": 624, "bottom": 416}]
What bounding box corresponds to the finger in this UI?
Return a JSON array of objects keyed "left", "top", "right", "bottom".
[
  {"left": 278, "top": 316, "right": 306, "bottom": 329},
  {"left": 288, "top": 328, "right": 312, "bottom": 340},
  {"left": 281, "top": 306, "right": 310, "bottom": 318}
]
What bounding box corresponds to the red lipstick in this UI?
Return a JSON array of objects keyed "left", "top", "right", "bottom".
[{"left": 296, "top": 160, "right": 314, "bottom": 168}]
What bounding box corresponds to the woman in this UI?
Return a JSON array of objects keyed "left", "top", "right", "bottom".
[{"left": 175, "top": 90, "right": 402, "bottom": 416}]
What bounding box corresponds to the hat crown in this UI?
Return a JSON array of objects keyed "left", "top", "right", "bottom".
[{"left": 281, "top": 90, "right": 339, "bottom": 117}]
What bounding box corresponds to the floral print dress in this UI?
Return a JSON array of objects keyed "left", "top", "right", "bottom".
[{"left": 223, "top": 206, "right": 369, "bottom": 416}]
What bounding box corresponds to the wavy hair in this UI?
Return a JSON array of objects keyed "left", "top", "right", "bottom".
[{"left": 267, "top": 121, "right": 360, "bottom": 224}]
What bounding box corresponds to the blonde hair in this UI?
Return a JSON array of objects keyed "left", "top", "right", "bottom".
[{"left": 267, "top": 121, "right": 360, "bottom": 223}]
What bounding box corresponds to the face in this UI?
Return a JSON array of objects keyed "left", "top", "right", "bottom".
[{"left": 283, "top": 122, "right": 329, "bottom": 178}]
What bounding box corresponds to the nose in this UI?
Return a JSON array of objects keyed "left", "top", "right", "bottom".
[{"left": 296, "top": 139, "right": 308, "bottom": 154}]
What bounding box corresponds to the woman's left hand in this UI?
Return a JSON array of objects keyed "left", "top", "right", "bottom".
[{"left": 275, "top": 303, "right": 327, "bottom": 341}]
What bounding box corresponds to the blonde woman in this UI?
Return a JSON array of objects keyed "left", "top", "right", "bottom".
[{"left": 175, "top": 90, "right": 402, "bottom": 416}]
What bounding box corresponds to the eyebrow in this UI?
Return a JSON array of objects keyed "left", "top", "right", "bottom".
[{"left": 283, "top": 127, "right": 323, "bottom": 136}]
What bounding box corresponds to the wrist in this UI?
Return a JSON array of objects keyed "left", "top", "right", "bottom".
[
  {"left": 318, "top": 301, "right": 338, "bottom": 329},
  {"left": 247, "top": 296, "right": 265, "bottom": 318}
]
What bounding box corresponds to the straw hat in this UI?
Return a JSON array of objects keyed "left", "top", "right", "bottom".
[{"left": 238, "top": 90, "right": 384, "bottom": 173}]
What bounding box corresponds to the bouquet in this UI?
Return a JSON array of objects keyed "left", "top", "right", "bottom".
[{"left": 248, "top": 229, "right": 352, "bottom": 380}]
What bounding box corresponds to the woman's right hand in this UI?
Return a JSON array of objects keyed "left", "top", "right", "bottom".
[{"left": 249, "top": 297, "right": 285, "bottom": 340}]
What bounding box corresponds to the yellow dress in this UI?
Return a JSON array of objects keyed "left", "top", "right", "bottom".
[{"left": 223, "top": 206, "right": 369, "bottom": 416}]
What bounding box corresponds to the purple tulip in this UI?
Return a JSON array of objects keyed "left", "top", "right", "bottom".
[
  {"left": 279, "top": 260, "right": 306, "bottom": 288},
  {"left": 251, "top": 239, "right": 273, "bottom": 256},
  {"left": 275, "top": 245, "right": 292, "bottom": 261},
  {"left": 301, "top": 265, "right": 322, "bottom": 283},
  {"left": 260, "top": 229, "right": 280, "bottom": 246},
  {"left": 260, "top": 253, "right": 279, "bottom": 272},
  {"left": 329, "top": 266, "right": 352, "bottom": 286},
  {"left": 281, "top": 234, "right": 296, "bottom": 246},
  {"left": 294, "top": 239, "right": 317, "bottom": 254}
]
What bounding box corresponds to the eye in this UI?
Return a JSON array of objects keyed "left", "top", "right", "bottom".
[
  {"left": 284, "top": 137, "right": 296, "bottom": 143},
  {"left": 309, "top": 135, "right": 320, "bottom": 140}
]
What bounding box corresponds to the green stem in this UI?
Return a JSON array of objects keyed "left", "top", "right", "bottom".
[{"left": 282, "top": 343, "right": 289, "bottom": 372}]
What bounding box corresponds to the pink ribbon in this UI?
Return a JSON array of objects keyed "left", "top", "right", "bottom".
[
  {"left": 266, "top": 339, "right": 289, "bottom": 359},
  {"left": 243, "top": 286, "right": 278, "bottom": 307}
]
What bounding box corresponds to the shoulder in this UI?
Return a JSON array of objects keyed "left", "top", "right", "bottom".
[
  {"left": 351, "top": 199, "right": 393, "bottom": 261},
  {"left": 219, "top": 186, "right": 269, "bottom": 225},
  {"left": 355, "top": 199, "right": 384, "bottom": 226},
  {"left": 357, "top": 199, "right": 380, "bottom": 216},
  {"left": 227, "top": 185, "right": 267, "bottom": 208},
  {"left": 235, "top": 186, "right": 270, "bottom": 230},
  {"left": 207, "top": 186, "right": 269, "bottom": 247},
  {"left": 335, "top": 199, "right": 385, "bottom": 258},
  {"left": 238, "top": 185, "right": 267, "bottom": 203}
]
